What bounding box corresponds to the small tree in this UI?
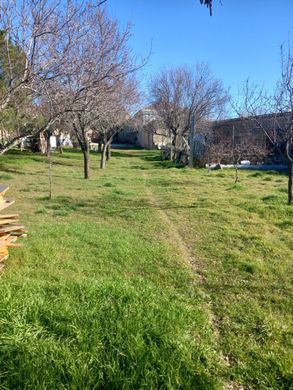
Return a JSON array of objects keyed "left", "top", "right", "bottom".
[
  {"left": 207, "top": 126, "right": 268, "bottom": 183},
  {"left": 235, "top": 41, "right": 293, "bottom": 204}
]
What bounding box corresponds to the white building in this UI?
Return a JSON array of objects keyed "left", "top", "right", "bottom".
[{"left": 134, "top": 107, "right": 170, "bottom": 149}]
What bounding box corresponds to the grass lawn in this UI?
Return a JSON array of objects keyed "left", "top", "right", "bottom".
[{"left": 0, "top": 148, "right": 292, "bottom": 389}]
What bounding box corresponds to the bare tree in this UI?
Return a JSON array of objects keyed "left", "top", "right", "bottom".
[
  {"left": 149, "top": 68, "right": 186, "bottom": 161},
  {"left": 275, "top": 42, "right": 293, "bottom": 204},
  {"left": 0, "top": 0, "right": 107, "bottom": 154},
  {"left": 149, "top": 64, "right": 228, "bottom": 165},
  {"left": 62, "top": 7, "right": 141, "bottom": 178},
  {"left": 184, "top": 64, "right": 228, "bottom": 167},
  {"left": 234, "top": 41, "right": 293, "bottom": 204},
  {"left": 95, "top": 77, "right": 138, "bottom": 169}
]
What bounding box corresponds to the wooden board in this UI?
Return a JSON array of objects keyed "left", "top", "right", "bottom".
[
  {"left": 0, "top": 234, "right": 10, "bottom": 241},
  {"left": 7, "top": 243, "right": 22, "bottom": 248},
  {"left": 0, "top": 214, "right": 19, "bottom": 219},
  {"left": 5, "top": 236, "right": 18, "bottom": 243},
  {"left": 0, "top": 225, "right": 25, "bottom": 234},
  {"left": 0, "top": 186, "right": 26, "bottom": 267},
  {"left": 0, "top": 249, "right": 8, "bottom": 256},
  {"left": 0, "top": 254, "right": 9, "bottom": 262},
  {"left": 0, "top": 200, "right": 15, "bottom": 212},
  {"left": 0, "top": 241, "right": 10, "bottom": 249},
  {"left": 0, "top": 219, "right": 20, "bottom": 225},
  {"left": 0, "top": 236, "right": 18, "bottom": 245}
]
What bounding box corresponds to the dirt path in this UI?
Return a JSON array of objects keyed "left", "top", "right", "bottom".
[
  {"left": 142, "top": 170, "right": 244, "bottom": 390},
  {"left": 142, "top": 172, "right": 205, "bottom": 282}
]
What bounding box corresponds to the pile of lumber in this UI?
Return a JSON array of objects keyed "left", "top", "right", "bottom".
[{"left": 0, "top": 185, "right": 26, "bottom": 265}]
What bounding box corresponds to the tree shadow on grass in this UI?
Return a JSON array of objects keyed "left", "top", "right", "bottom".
[
  {"left": 35, "top": 195, "right": 98, "bottom": 216},
  {"left": 51, "top": 160, "right": 80, "bottom": 168},
  {"left": 130, "top": 165, "right": 151, "bottom": 170},
  {"left": 138, "top": 153, "right": 186, "bottom": 169},
  {"left": 0, "top": 167, "right": 26, "bottom": 175},
  {"left": 111, "top": 150, "right": 151, "bottom": 159},
  {"left": 152, "top": 161, "right": 186, "bottom": 169},
  {"left": 249, "top": 169, "right": 288, "bottom": 178},
  {"left": 100, "top": 199, "right": 205, "bottom": 217},
  {"left": 128, "top": 158, "right": 186, "bottom": 170},
  {"left": 5, "top": 149, "right": 33, "bottom": 157}
]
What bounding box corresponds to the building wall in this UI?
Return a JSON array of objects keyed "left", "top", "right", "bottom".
[
  {"left": 137, "top": 129, "right": 153, "bottom": 149},
  {"left": 134, "top": 108, "right": 170, "bottom": 149},
  {"left": 131, "top": 108, "right": 289, "bottom": 163},
  {"left": 210, "top": 115, "right": 286, "bottom": 163}
]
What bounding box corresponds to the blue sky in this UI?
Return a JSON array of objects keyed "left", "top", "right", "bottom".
[{"left": 107, "top": 0, "right": 293, "bottom": 111}]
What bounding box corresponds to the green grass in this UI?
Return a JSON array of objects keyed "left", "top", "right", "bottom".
[{"left": 0, "top": 149, "right": 292, "bottom": 389}]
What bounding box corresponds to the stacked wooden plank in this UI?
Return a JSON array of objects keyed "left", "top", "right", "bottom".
[{"left": 0, "top": 185, "right": 26, "bottom": 265}]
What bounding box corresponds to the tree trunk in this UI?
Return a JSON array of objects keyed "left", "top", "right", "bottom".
[
  {"left": 74, "top": 120, "right": 90, "bottom": 179},
  {"left": 174, "top": 133, "right": 181, "bottom": 163},
  {"left": 176, "top": 150, "right": 183, "bottom": 164},
  {"left": 98, "top": 142, "right": 102, "bottom": 152},
  {"left": 288, "top": 160, "right": 293, "bottom": 205},
  {"left": 83, "top": 146, "right": 90, "bottom": 179},
  {"left": 100, "top": 144, "right": 107, "bottom": 169},
  {"left": 170, "top": 144, "right": 174, "bottom": 161},
  {"left": 39, "top": 132, "right": 47, "bottom": 154},
  {"left": 169, "top": 130, "right": 174, "bottom": 161},
  {"left": 106, "top": 144, "right": 111, "bottom": 161},
  {"left": 46, "top": 135, "right": 52, "bottom": 199},
  {"left": 188, "top": 115, "right": 196, "bottom": 168},
  {"left": 56, "top": 134, "right": 63, "bottom": 154},
  {"left": 285, "top": 140, "right": 293, "bottom": 205},
  {"left": 46, "top": 134, "right": 51, "bottom": 157},
  {"left": 234, "top": 165, "right": 239, "bottom": 184}
]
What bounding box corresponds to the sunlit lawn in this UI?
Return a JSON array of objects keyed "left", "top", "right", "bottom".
[{"left": 0, "top": 148, "right": 292, "bottom": 389}]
